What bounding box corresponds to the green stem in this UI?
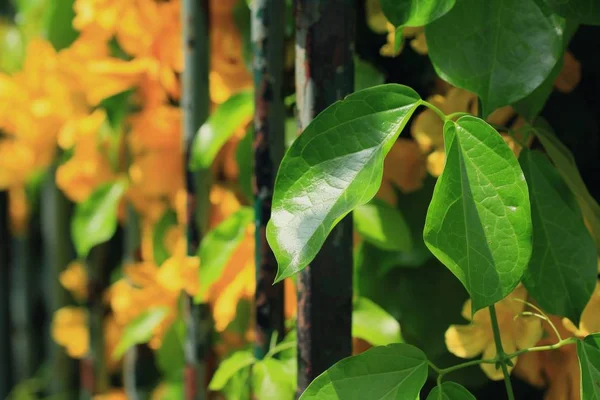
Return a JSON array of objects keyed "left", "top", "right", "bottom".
[
  {"left": 421, "top": 100, "right": 447, "bottom": 121},
  {"left": 508, "top": 336, "right": 577, "bottom": 358},
  {"left": 446, "top": 112, "right": 469, "bottom": 120},
  {"left": 489, "top": 305, "right": 515, "bottom": 400}
]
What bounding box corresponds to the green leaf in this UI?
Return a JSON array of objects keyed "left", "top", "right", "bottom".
[
  {"left": 252, "top": 359, "right": 295, "bottom": 400},
  {"left": 353, "top": 297, "right": 402, "bottom": 346},
  {"left": 513, "top": 18, "right": 579, "bottom": 121},
  {"left": 354, "top": 199, "right": 412, "bottom": 251},
  {"left": 45, "top": 0, "right": 78, "bottom": 50},
  {"left": 113, "top": 307, "right": 169, "bottom": 359},
  {"left": 0, "top": 22, "right": 24, "bottom": 74},
  {"left": 423, "top": 116, "right": 532, "bottom": 313},
  {"left": 380, "top": 0, "right": 456, "bottom": 27},
  {"left": 209, "top": 350, "right": 255, "bottom": 391},
  {"left": 71, "top": 179, "right": 128, "bottom": 258},
  {"left": 196, "top": 207, "right": 253, "bottom": 301},
  {"left": 299, "top": 344, "right": 428, "bottom": 400},
  {"left": 519, "top": 150, "right": 597, "bottom": 325},
  {"left": 544, "top": 0, "right": 600, "bottom": 25},
  {"left": 236, "top": 125, "right": 254, "bottom": 201},
  {"left": 156, "top": 318, "right": 185, "bottom": 381},
  {"left": 190, "top": 90, "right": 254, "bottom": 170},
  {"left": 354, "top": 57, "right": 385, "bottom": 91},
  {"left": 267, "top": 84, "right": 422, "bottom": 282},
  {"left": 577, "top": 335, "right": 600, "bottom": 400},
  {"left": 153, "top": 209, "right": 178, "bottom": 266},
  {"left": 533, "top": 121, "right": 600, "bottom": 251},
  {"left": 426, "top": 382, "right": 476, "bottom": 400},
  {"left": 425, "top": 0, "right": 563, "bottom": 116}
]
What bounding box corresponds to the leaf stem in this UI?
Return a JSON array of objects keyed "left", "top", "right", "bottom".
[
  {"left": 446, "top": 112, "right": 469, "bottom": 120},
  {"left": 489, "top": 304, "right": 515, "bottom": 400},
  {"left": 421, "top": 100, "right": 447, "bottom": 121}
]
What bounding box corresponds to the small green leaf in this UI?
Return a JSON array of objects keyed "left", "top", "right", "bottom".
[
  {"left": 209, "top": 350, "right": 255, "bottom": 391},
  {"left": 252, "top": 359, "right": 295, "bottom": 400},
  {"left": 156, "top": 318, "right": 185, "bottom": 381},
  {"left": 190, "top": 90, "right": 254, "bottom": 170},
  {"left": 72, "top": 179, "right": 128, "bottom": 258},
  {"left": 354, "top": 199, "right": 412, "bottom": 251},
  {"left": 519, "top": 150, "right": 597, "bottom": 325},
  {"left": 544, "top": 0, "right": 600, "bottom": 25},
  {"left": 393, "top": 26, "right": 404, "bottom": 55},
  {"left": 235, "top": 126, "right": 254, "bottom": 201},
  {"left": 380, "top": 0, "right": 456, "bottom": 27},
  {"left": 45, "top": 0, "right": 78, "bottom": 50},
  {"left": 267, "top": 84, "right": 422, "bottom": 282},
  {"left": 423, "top": 116, "right": 532, "bottom": 313},
  {"left": 533, "top": 121, "right": 600, "bottom": 251},
  {"left": 426, "top": 0, "right": 563, "bottom": 116},
  {"left": 196, "top": 207, "right": 253, "bottom": 301},
  {"left": 577, "top": 335, "right": 600, "bottom": 400},
  {"left": 353, "top": 297, "right": 402, "bottom": 346},
  {"left": 113, "top": 307, "right": 169, "bottom": 359},
  {"left": 299, "top": 344, "right": 428, "bottom": 400},
  {"left": 426, "top": 382, "right": 476, "bottom": 400},
  {"left": 153, "top": 210, "right": 178, "bottom": 266}
]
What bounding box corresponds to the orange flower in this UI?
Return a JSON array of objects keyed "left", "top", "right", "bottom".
[
  {"left": 51, "top": 307, "right": 89, "bottom": 359},
  {"left": 60, "top": 261, "right": 89, "bottom": 302}
]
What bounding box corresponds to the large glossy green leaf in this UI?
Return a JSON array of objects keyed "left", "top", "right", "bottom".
[
  {"left": 519, "top": 150, "right": 597, "bottom": 325},
  {"left": 252, "top": 359, "right": 295, "bottom": 400},
  {"left": 354, "top": 199, "right": 412, "bottom": 251},
  {"left": 209, "top": 350, "right": 255, "bottom": 391},
  {"left": 533, "top": 121, "right": 600, "bottom": 250},
  {"left": 353, "top": 297, "right": 402, "bottom": 346},
  {"left": 196, "top": 207, "right": 253, "bottom": 301},
  {"left": 267, "top": 84, "right": 422, "bottom": 282},
  {"left": 513, "top": 18, "right": 579, "bottom": 121},
  {"left": 544, "top": 0, "right": 600, "bottom": 25},
  {"left": 423, "top": 116, "right": 532, "bottom": 313},
  {"left": 190, "top": 90, "right": 254, "bottom": 170},
  {"left": 426, "top": 382, "right": 475, "bottom": 400},
  {"left": 113, "top": 307, "right": 169, "bottom": 359},
  {"left": 380, "top": 0, "right": 455, "bottom": 27},
  {"left": 577, "top": 334, "right": 600, "bottom": 400},
  {"left": 425, "top": 0, "right": 563, "bottom": 116},
  {"left": 72, "top": 179, "right": 128, "bottom": 258},
  {"left": 299, "top": 344, "right": 428, "bottom": 399}
]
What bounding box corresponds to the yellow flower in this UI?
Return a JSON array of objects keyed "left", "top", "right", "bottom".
[
  {"left": 8, "top": 185, "right": 29, "bottom": 235},
  {"left": 93, "top": 389, "right": 128, "bottom": 400},
  {"left": 60, "top": 261, "right": 89, "bottom": 302},
  {"left": 157, "top": 236, "right": 200, "bottom": 297},
  {"left": 51, "top": 307, "right": 89, "bottom": 359},
  {"left": 554, "top": 51, "right": 581, "bottom": 93},
  {"left": 128, "top": 105, "right": 181, "bottom": 154},
  {"left": 209, "top": 184, "right": 242, "bottom": 228},
  {"left": 445, "top": 285, "right": 543, "bottom": 380}
]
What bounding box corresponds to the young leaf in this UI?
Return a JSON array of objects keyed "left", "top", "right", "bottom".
[
  {"left": 544, "top": 0, "right": 600, "bottom": 25},
  {"left": 72, "top": 179, "right": 128, "bottom": 258},
  {"left": 379, "top": 0, "right": 455, "bottom": 27},
  {"left": 153, "top": 209, "right": 178, "bottom": 266},
  {"left": 533, "top": 122, "right": 600, "bottom": 250},
  {"left": 299, "top": 344, "right": 428, "bottom": 399},
  {"left": 113, "top": 307, "right": 169, "bottom": 359},
  {"left": 267, "top": 84, "right": 422, "bottom": 282},
  {"left": 252, "top": 358, "right": 295, "bottom": 400},
  {"left": 353, "top": 297, "right": 402, "bottom": 346},
  {"left": 208, "top": 350, "right": 255, "bottom": 391},
  {"left": 425, "top": 0, "right": 563, "bottom": 116},
  {"left": 196, "top": 207, "right": 253, "bottom": 301},
  {"left": 426, "top": 382, "right": 475, "bottom": 400},
  {"left": 354, "top": 199, "right": 412, "bottom": 251},
  {"left": 423, "top": 116, "right": 532, "bottom": 313},
  {"left": 577, "top": 334, "right": 600, "bottom": 400},
  {"left": 156, "top": 318, "right": 185, "bottom": 381},
  {"left": 519, "top": 150, "right": 597, "bottom": 325},
  {"left": 189, "top": 90, "right": 254, "bottom": 170}
]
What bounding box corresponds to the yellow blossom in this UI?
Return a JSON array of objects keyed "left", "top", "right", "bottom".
[
  {"left": 93, "top": 389, "right": 128, "bottom": 400},
  {"left": 445, "top": 285, "right": 543, "bottom": 380},
  {"left": 60, "top": 261, "right": 89, "bottom": 302},
  {"left": 554, "top": 51, "right": 581, "bottom": 93},
  {"left": 51, "top": 307, "right": 89, "bottom": 359},
  {"left": 8, "top": 185, "right": 29, "bottom": 234}
]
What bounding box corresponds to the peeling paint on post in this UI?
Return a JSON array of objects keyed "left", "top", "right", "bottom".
[
  {"left": 295, "top": 0, "right": 355, "bottom": 396},
  {"left": 182, "top": 0, "right": 212, "bottom": 399},
  {"left": 252, "top": 0, "right": 286, "bottom": 359}
]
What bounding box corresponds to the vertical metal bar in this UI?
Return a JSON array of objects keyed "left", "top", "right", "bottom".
[
  {"left": 252, "top": 0, "right": 286, "bottom": 359},
  {"left": 0, "top": 191, "right": 12, "bottom": 398},
  {"left": 294, "top": 0, "right": 355, "bottom": 396},
  {"left": 182, "top": 0, "right": 212, "bottom": 399},
  {"left": 41, "top": 169, "right": 77, "bottom": 398}
]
